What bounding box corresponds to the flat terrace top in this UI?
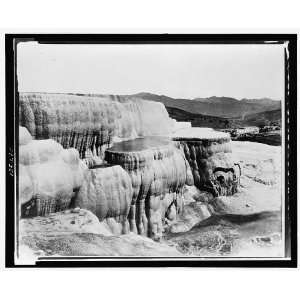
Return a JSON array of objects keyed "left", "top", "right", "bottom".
[
  {"left": 171, "top": 127, "right": 230, "bottom": 141},
  {"left": 106, "top": 136, "right": 173, "bottom": 153},
  {"left": 19, "top": 92, "right": 122, "bottom": 103}
]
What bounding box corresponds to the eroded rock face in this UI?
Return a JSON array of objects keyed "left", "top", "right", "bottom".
[
  {"left": 105, "top": 136, "right": 194, "bottom": 240},
  {"left": 74, "top": 165, "right": 133, "bottom": 235},
  {"left": 172, "top": 128, "right": 241, "bottom": 197},
  {"left": 19, "top": 93, "right": 174, "bottom": 165},
  {"left": 19, "top": 127, "right": 87, "bottom": 217}
]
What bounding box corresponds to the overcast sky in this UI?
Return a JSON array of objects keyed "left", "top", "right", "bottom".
[{"left": 17, "top": 42, "right": 284, "bottom": 100}]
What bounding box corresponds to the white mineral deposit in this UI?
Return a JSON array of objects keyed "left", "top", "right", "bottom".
[{"left": 18, "top": 93, "right": 283, "bottom": 262}]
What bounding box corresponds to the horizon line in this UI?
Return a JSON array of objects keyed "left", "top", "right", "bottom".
[{"left": 17, "top": 90, "right": 282, "bottom": 101}]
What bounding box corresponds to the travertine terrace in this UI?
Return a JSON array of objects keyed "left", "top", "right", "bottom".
[{"left": 19, "top": 92, "right": 241, "bottom": 239}]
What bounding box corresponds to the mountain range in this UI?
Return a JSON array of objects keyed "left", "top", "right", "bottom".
[
  {"left": 125, "top": 92, "right": 281, "bottom": 128},
  {"left": 126, "top": 93, "right": 281, "bottom": 119}
]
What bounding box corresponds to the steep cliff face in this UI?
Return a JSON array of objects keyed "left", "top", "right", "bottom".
[
  {"left": 74, "top": 165, "right": 133, "bottom": 235},
  {"left": 19, "top": 126, "right": 87, "bottom": 217},
  {"left": 19, "top": 93, "right": 174, "bottom": 165},
  {"left": 105, "top": 136, "right": 193, "bottom": 240},
  {"left": 172, "top": 128, "right": 240, "bottom": 196}
]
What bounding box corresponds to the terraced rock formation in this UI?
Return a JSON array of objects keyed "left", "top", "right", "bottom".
[
  {"left": 19, "top": 126, "right": 86, "bottom": 217},
  {"left": 19, "top": 93, "right": 174, "bottom": 166},
  {"left": 74, "top": 165, "right": 133, "bottom": 235},
  {"left": 105, "top": 136, "right": 194, "bottom": 240},
  {"left": 172, "top": 128, "right": 241, "bottom": 197},
  {"left": 19, "top": 92, "right": 241, "bottom": 242}
]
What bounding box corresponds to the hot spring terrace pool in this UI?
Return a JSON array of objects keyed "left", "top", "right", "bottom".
[{"left": 107, "top": 136, "right": 173, "bottom": 153}]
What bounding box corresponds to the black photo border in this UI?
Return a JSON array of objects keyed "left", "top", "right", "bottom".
[{"left": 5, "top": 33, "right": 297, "bottom": 268}]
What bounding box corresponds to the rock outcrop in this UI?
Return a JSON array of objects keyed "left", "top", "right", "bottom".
[
  {"left": 19, "top": 126, "right": 86, "bottom": 217},
  {"left": 19, "top": 93, "right": 174, "bottom": 165},
  {"left": 105, "top": 136, "right": 194, "bottom": 240},
  {"left": 172, "top": 128, "right": 241, "bottom": 197}
]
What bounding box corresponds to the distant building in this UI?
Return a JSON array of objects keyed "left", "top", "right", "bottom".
[
  {"left": 259, "top": 125, "right": 280, "bottom": 133},
  {"left": 231, "top": 127, "right": 259, "bottom": 137}
]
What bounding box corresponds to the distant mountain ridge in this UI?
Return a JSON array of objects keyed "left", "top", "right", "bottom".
[
  {"left": 193, "top": 96, "right": 240, "bottom": 104},
  {"left": 125, "top": 92, "right": 281, "bottom": 118}
]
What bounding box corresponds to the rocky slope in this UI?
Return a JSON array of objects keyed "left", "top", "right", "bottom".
[
  {"left": 165, "top": 106, "right": 233, "bottom": 129},
  {"left": 165, "top": 107, "right": 281, "bottom": 129},
  {"left": 242, "top": 109, "right": 281, "bottom": 127}
]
